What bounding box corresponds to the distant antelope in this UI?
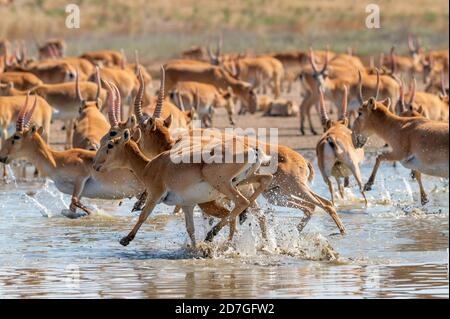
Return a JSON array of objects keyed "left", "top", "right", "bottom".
[
  {"left": 316, "top": 86, "right": 367, "bottom": 205},
  {"left": 34, "top": 38, "right": 66, "bottom": 60},
  {"left": 72, "top": 68, "right": 110, "bottom": 151},
  {"left": 352, "top": 96, "right": 449, "bottom": 205},
  {"left": 0, "top": 71, "right": 43, "bottom": 91},
  {"left": 0, "top": 93, "right": 144, "bottom": 217},
  {"left": 5, "top": 70, "right": 107, "bottom": 149},
  {"left": 164, "top": 62, "right": 258, "bottom": 114},
  {"left": 169, "top": 81, "right": 235, "bottom": 127},
  {"left": 223, "top": 56, "right": 284, "bottom": 98},
  {"left": 396, "top": 78, "right": 448, "bottom": 121},
  {"left": 80, "top": 50, "right": 126, "bottom": 68}
]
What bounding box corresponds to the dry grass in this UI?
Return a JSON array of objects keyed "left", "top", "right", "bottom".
[{"left": 0, "top": 0, "right": 448, "bottom": 61}]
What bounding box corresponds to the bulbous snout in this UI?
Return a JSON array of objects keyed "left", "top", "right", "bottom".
[{"left": 0, "top": 156, "right": 8, "bottom": 164}]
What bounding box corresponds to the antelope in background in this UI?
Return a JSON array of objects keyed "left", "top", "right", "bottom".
[
  {"left": 352, "top": 96, "right": 449, "bottom": 205},
  {"left": 316, "top": 86, "right": 367, "bottom": 205},
  {"left": 0, "top": 92, "right": 144, "bottom": 217},
  {"left": 396, "top": 78, "right": 448, "bottom": 121},
  {"left": 169, "top": 81, "right": 236, "bottom": 127},
  {"left": 72, "top": 68, "right": 110, "bottom": 151},
  {"left": 93, "top": 67, "right": 274, "bottom": 246},
  {"left": 163, "top": 62, "right": 258, "bottom": 114},
  {"left": 0, "top": 71, "right": 43, "bottom": 91}
]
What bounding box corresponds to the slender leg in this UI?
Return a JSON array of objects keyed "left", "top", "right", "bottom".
[
  {"left": 69, "top": 177, "right": 92, "bottom": 216},
  {"left": 348, "top": 162, "right": 368, "bottom": 206},
  {"left": 132, "top": 190, "right": 148, "bottom": 212},
  {"left": 365, "top": 152, "right": 402, "bottom": 191},
  {"left": 120, "top": 197, "right": 159, "bottom": 246},
  {"left": 413, "top": 170, "right": 429, "bottom": 205},
  {"left": 325, "top": 176, "right": 336, "bottom": 205},
  {"left": 288, "top": 199, "right": 314, "bottom": 234},
  {"left": 292, "top": 182, "right": 346, "bottom": 235},
  {"left": 182, "top": 205, "right": 196, "bottom": 247},
  {"left": 250, "top": 202, "right": 268, "bottom": 241},
  {"left": 335, "top": 177, "right": 345, "bottom": 199}
]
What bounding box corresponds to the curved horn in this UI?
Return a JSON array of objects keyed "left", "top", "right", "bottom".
[
  {"left": 95, "top": 66, "right": 101, "bottom": 101},
  {"left": 340, "top": 85, "right": 348, "bottom": 120},
  {"left": 308, "top": 48, "right": 319, "bottom": 74},
  {"left": 408, "top": 34, "right": 416, "bottom": 52},
  {"left": 318, "top": 89, "right": 329, "bottom": 126},
  {"left": 23, "top": 94, "right": 38, "bottom": 129},
  {"left": 379, "top": 52, "right": 385, "bottom": 68},
  {"left": 408, "top": 77, "right": 417, "bottom": 106},
  {"left": 110, "top": 82, "right": 122, "bottom": 122},
  {"left": 321, "top": 49, "right": 329, "bottom": 73},
  {"left": 440, "top": 70, "right": 447, "bottom": 97},
  {"left": 176, "top": 91, "right": 185, "bottom": 111},
  {"left": 134, "top": 66, "right": 146, "bottom": 124},
  {"left": 153, "top": 65, "right": 165, "bottom": 119},
  {"left": 399, "top": 78, "right": 406, "bottom": 113},
  {"left": 16, "top": 92, "right": 30, "bottom": 132},
  {"left": 389, "top": 46, "right": 397, "bottom": 74},
  {"left": 369, "top": 56, "right": 375, "bottom": 69},
  {"left": 103, "top": 80, "right": 118, "bottom": 126},
  {"left": 357, "top": 70, "right": 364, "bottom": 104},
  {"left": 374, "top": 68, "right": 380, "bottom": 100},
  {"left": 75, "top": 68, "right": 84, "bottom": 102}
]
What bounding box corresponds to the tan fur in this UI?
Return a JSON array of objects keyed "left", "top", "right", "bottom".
[
  {"left": 164, "top": 62, "right": 258, "bottom": 113},
  {"left": 169, "top": 81, "right": 235, "bottom": 127},
  {"left": 224, "top": 56, "right": 284, "bottom": 98},
  {"left": 80, "top": 50, "right": 125, "bottom": 68},
  {"left": 0, "top": 71, "right": 43, "bottom": 90},
  {"left": 0, "top": 95, "right": 52, "bottom": 144},
  {"left": 353, "top": 97, "right": 449, "bottom": 205}
]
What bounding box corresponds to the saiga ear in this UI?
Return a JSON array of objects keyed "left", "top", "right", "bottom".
[
  {"left": 381, "top": 97, "right": 391, "bottom": 109},
  {"left": 164, "top": 114, "right": 173, "bottom": 128},
  {"left": 131, "top": 128, "right": 142, "bottom": 143},
  {"left": 122, "top": 129, "right": 131, "bottom": 142},
  {"left": 146, "top": 118, "right": 156, "bottom": 131},
  {"left": 37, "top": 126, "right": 45, "bottom": 136},
  {"left": 367, "top": 97, "right": 377, "bottom": 111}
]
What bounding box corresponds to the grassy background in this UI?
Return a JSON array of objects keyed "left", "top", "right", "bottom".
[{"left": 0, "top": 0, "right": 448, "bottom": 62}]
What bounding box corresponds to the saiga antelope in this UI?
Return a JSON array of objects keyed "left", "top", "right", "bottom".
[
  {"left": 72, "top": 69, "right": 110, "bottom": 151},
  {"left": 93, "top": 67, "right": 274, "bottom": 247},
  {"left": 130, "top": 68, "right": 347, "bottom": 237},
  {"left": 352, "top": 97, "right": 449, "bottom": 205},
  {"left": 396, "top": 78, "right": 448, "bottom": 121},
  {"left": 6, "top": 70, "right": 107, "bottom": 149},
  {"left": 163, "top": 62, "right": 258, "bottom": 114},
  {"left": 169, "top": 81, "right": 235, "bottom": 127},
  {"left": 0, "top": 94, "right": 144, "bottom": 217},
  {"left": 316, "top": 86, "right": 367, "bottom": 205},
  {"left": 0, "top": 71, "right": 43, "bottom": 91}
]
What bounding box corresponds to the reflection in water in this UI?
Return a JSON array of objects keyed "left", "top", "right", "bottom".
[{"left": 0, "top": 154, "right": 448, "bottom": 298}]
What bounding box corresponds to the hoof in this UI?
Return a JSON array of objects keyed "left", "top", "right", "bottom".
[
  {"left": 363, "top": 183, "right": 372, "bottom": 192},
  {"left": 62, "top": 209, "right": 87, "bottom": 219},
  {"left": 421, "top": 198, "right": 429, "bottom": 206},
  {"left": 311, "top": 130, "right": 318, "bottom": 136},
  {"left": 119, "top": 237, "right": 131, "bottom": 246}
]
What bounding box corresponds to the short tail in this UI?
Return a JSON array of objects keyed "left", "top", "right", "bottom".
[{"left": 327, "top": 136, "right": 344, "bottom": 156}]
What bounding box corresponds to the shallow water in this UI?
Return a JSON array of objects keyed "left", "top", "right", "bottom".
[{"left": 0, "top": 153, "right": 448, "bottom": 299}]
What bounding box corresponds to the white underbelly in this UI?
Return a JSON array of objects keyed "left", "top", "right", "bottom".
[
  {"left": 162, "top": 182, "right": 221, "bottom": 206},
  {"left": 53, "top": 177, "right": 137, "bottom": 200},
  {"left": 401, "top": 156, "right": 449, "bottom": 178}
]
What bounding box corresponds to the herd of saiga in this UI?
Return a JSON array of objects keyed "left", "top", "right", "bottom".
[{"left": 0, "top": 37, "right": 448, "bottom": 248}]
